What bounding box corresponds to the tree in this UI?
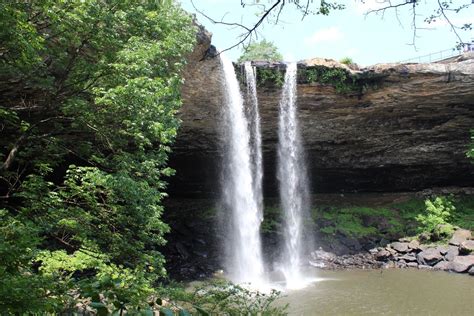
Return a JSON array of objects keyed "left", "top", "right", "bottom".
[
  {"left": 191, "top": 0, "right": 473, "bottom": 53},
  {"left": 0, "top": 0, "right": 196, "bottom": 312},
  {"left": 238, "top": 39, "right": 283, "bottom": 62}
]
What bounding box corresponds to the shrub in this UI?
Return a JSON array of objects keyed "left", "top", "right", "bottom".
[
  {"left": 339, "top": 57, "right": 354, "bottom": 65},
  {"left": 416, "top": 196, "right": 455, "bottom": 240},
  {"left": 157, "top": 280, "right": 287, "bottom": 315}
]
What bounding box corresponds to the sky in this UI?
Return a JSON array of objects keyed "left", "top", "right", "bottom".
[{"left": 179, "top": 0, "right": 474, "bottom": 66}]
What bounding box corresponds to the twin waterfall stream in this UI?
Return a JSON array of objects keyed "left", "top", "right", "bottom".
[{"left": 220, "top": 56, "right": 312, "bottom": 290}]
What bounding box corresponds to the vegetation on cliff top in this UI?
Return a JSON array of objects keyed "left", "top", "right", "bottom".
[{"left": 238, "top": 39, "right": 283, "bottom": 63}]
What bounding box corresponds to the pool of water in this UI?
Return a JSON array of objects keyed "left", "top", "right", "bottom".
[{"left": 279, "top": 269, "right": 474, "bottom": 315}]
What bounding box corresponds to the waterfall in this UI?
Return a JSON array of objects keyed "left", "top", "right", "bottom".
[
  {"left": 220, "top": 55, "right": 265, "bottom": 286},
  {"left": 277, "top": 62, "right": 311, "bottom": 289},
  {"left": 244, "top": 62, "right": 263, "bottom": 213}
]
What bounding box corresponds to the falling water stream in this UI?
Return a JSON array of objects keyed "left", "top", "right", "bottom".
[
  {"left": 277, "top": 62, "right": 312, "bottom": 289},
  {"left": 220, "top": 55, "right": 265, "bottom": 286},
  {"left": 244, "top": 62, "right": 263, "bottom": 212}
]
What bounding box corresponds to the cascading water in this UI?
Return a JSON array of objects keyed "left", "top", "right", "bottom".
[
  {"left": 277, "top": 62, "right": 312, "bottom": 289},
  {"left": 220, "top": 55, "right": 265, "bottom": 286},
  {"left": 244, "top": 62, "right": 263, "bottom": 212}
]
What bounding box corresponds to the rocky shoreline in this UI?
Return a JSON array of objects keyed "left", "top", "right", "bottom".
[{"left": 310, "top": 228, "right": 474, "bottom": 275}]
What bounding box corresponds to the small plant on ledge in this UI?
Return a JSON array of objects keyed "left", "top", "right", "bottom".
[{"left": 416, "top": 196, "right": 455, "bottom": 241}]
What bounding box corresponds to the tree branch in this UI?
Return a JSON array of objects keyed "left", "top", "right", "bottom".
[
  {"left": 436, "top": 0, "right": 466, "bottom": 47},
  {"left": 1, "top": 116, "right": 71, "bottom": 171},
  {"left": 365, "top": 0, "right": 472, "bottom": 49},
  {"left": 191, "top": 0, "right": 284, "bottom": 55}
]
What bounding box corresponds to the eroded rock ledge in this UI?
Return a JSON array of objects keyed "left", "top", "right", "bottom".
[{"left": 169, "top": 30, "right": 474, "bottom": 197}]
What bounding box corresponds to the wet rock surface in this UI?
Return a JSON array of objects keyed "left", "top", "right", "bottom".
[{"left": 309, "top": 248, "right": 382, "bottom": 270}]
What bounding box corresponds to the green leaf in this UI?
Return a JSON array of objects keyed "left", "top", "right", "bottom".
[{"left": 194, "top": 306, "right": 210, "bottom": 316}]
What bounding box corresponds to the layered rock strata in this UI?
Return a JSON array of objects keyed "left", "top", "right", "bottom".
[{"left": 170, "top": 32, "right": 474, "bottom": 196}]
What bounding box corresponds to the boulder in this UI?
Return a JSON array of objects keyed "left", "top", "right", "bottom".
[
  {"left": 459, "top": 240, "right": 474, "bottom": 255},
  {"left": 398, "top": 254, "right": 417, "bottom": 262},
  {"left": 390, "top": 242, "right": 410, "bottom": 253},
  {"left": 386, "top": 247, "right": 398, "bottom": 256},
  {"left": 445, "top": 245, "right": 460, "bottom": 262},
  {"left": 368, "top": 247, "right": 379, "bottom": 255},
  {"left": 309, "top": 249, "right": 337, "bottom": 268},
  {"left": 384, "top": 261, "right": 396, "bottom": 269},
  {"left": 433, "top": 261, "right": 450, "bottom": 271},
  {"left": 449, "top": 255, "right": 474, "bottom": 273},
  {"left": 311, "top": 249, "right": 337, "bottom": 261},
  {"left": 469, "top": 266, "right": 474, "bottom": 276},
  {"left": 408, "top": 239, "right": 420, "bottom": 250},
  {"left": 418, "top": 264, "right": 433, "bottom": 270},
  {"left": 406, "top": 262, "right": 418, "bottom": 268},
  {"left": 417, "top": 247, "right": 443, "bottom": 265},
  {"left": 375, "top": 249, "right": 391, "bottom": 261},
  {"left": 396, "top": 260, "right": 407, "bottom": 268},
  {"left": 449, "top": 229, "right": 472, "bottom": 246},
  {"left": 436, "top": 245, "right": 450, "bottom": 255}
]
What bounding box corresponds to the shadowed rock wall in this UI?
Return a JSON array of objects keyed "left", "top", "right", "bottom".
[{"left": 169, "top": 33, "right": 474, "bottom": 197}]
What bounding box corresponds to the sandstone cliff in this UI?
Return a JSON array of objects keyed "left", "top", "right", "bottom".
[{"left": 169, "top": 32, "right": 474, "bottom": 196}]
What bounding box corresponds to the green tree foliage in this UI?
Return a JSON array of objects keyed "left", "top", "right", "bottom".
[
  {"left": 0, "top": 0, "right": 195, "bottom": 312},
  {"left": 157, "top": 280, "right": 287, "bottom": 315},
  {"left": 416, "top": 196, "right": 455, "bottom": 240},
  {"left": 238, "top": 39, "right": 283, "bottom": 62}
]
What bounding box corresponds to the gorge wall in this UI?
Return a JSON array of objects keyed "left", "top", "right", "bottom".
[{"left": 168, "top": 30, "right": 474, "bottom": 197}]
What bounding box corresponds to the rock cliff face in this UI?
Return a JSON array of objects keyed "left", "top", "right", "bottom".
[{"left": 169, "top": 33, "right": 474, "bottom": 197}]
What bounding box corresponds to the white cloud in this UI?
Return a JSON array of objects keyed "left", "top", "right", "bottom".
[{"left": 304, "top": 27, "right": 344, "bottom": 45}]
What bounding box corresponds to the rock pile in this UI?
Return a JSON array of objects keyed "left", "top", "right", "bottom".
[
  {"left": 373, "top": 229, "right": 474, "bottom": 275},
  {"left": 309, "top": 248, "right": 383, "bottom": 270}
]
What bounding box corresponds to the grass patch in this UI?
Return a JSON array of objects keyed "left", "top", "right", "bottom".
[
  {"left": 451, "top": 196, "right": 474, "bottom": 230},
  {"left": 312, "top": 195, "right": 474, "bottom": 241},
  {"left": 313, "top": 206, "right": 397, "bottom": 238}
]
